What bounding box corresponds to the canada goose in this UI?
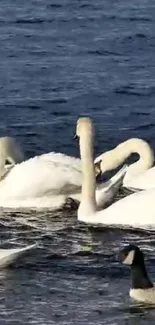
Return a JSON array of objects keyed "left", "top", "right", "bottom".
[{"left": 119, "top": 244, "right": 155, "bottom": 304}]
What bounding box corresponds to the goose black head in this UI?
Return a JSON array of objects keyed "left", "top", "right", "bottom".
[
  {"left": 119, "top": 244, "right": 153, "bottom": 289},
  {"left": 119, "top": 244, "right": 143, "bottom": 266}
]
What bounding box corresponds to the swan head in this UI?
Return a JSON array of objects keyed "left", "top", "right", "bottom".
[
  {"left": 95, "top": 150, "right": 120, "bottom": 174},
  {"left": 94, "top": 160, "right": 102, "bottom": 179},
  {"left": 75, "top": 118, "right": 102, "bottom": 178},
  {"left": 76, "top": 117, "right": 94, "bottom": 139},
  {"left": 0, "top": 137, "right": 24, "bottom": 165}
]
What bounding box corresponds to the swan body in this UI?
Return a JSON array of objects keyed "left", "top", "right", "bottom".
[
  {"left": 80, "top": 189, "right": 155, "bottom": 229},
  {"left": 0, "top": 243, "right": 37, "bottom": 268},
  {"left": 77, "top": 117, "right": 155, "bottom": 230},
  {"left": 0, "top": 153, "right": 82, "bottom": 207},
  {"left": 95, "top": 138, "right": 155, "bottom": 190},
  {"left": 119, "top": 244, "right": 155, "bottom": 304},
  {"left": 0, "top": 133, "right": 126, "bottom": 209},
  {"left": 0, "top": 151, "right": 125, "bottom": 209}
]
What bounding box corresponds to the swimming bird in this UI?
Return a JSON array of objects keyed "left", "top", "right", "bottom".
[
  {"left": 0, "top": 135, "right": 125, "bottom": 210},
  {"left": 76, "top": 117, "right": 155, "bottom": 229},
  {"left": 94, "top": 138, "right": 155, "bottom": 191},
  {"left": 0, "top": 243, "right": 37, "bottom": 268},
  {"left": 119, "top": 244, "right": 155, "bottom": 304},
  {"left": 0, "top": 136, "right": 24, "bottom": 180}
]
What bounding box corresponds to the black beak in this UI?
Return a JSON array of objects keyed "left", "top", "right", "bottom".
[
  {"left": 5, "top": 158, "right": 12, "bottom": 166},
  {"left": 73, "top": 134, "right": 78, "bottom": 140}
]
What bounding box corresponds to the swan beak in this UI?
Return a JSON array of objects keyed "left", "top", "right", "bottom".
[
  {"left": 94, "top": 160, "right": 102, "bottom": 179},
  {"left": 73, "top": 134, "right": 78, "bottom": 140}
]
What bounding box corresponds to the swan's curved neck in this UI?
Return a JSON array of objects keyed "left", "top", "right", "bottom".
[
  {"left": 0, "top": 155, "right": 7, "bottom": 181},
  {"left": 79, "top": 131, "right": 96, "bottom": 215},
  {"left": 112, "top": 138, "right": 154, "bottom": 178}
]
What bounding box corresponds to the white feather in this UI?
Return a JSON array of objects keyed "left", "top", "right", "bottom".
[
  {"left": 0, "top": 139, "right": 124, "bottom": 209},
  {"left": 78, "top": 118, "right": 155, "bottom": 230},
  {"left": 95, "top": 138, "right": 155, "bottom": 190},
  {"left": 0, "top": 243, "right": 37, "bottom": 268}
]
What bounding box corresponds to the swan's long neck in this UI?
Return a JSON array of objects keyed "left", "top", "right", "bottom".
[
  {"left": 79, "top": 131, "right": 96, "bottom": 215},
  {"left": 104, "top": 139, "right": 154, "bottom": 180},
  {"left": 116, "top": 139, "right": 154, "bottom": 179}
]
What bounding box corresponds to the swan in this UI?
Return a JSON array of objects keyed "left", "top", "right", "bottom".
[
  {"left": 0, "top": 243, "right": 37, "bottom": 268},
  {"left": 119, "top": 244, "right": 155, "bottom": 304},
  {"left": 0, "top": 136, "right": 126, "bottom": 210},
  {"left": 94, "top": 138, "right": 155, "bottom": 191},
  {"left": 0, "top": 136, "right": 24, "bottom": 179},
  {"left": 77, "top": 117, "right": 155, "bottom": 230}
]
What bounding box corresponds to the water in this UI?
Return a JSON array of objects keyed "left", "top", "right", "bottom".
[{"left": 0, "top": 0, "right": 155, "bottom": 323}]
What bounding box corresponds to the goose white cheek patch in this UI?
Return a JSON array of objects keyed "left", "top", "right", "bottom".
[{"left": 123, "top": 250, "right": 135, "bottom": 265}]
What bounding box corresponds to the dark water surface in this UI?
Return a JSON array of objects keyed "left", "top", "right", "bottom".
[{"left": 0, "top": 0, "right": 155, "bottom": 324}]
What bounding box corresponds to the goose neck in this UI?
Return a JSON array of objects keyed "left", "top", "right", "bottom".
[{"left": 131, "top": 261, "right": 153, "bottom": 289}]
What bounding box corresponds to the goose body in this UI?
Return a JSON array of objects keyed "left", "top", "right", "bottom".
[
  {"left": 95, "top": 138, "right": 155, "bottom": 190},
  {"left": 0, "top": 243, "right": 37, "bottom": 268},
  {"left": 0, "top": 141, "right": 124, "bottom": 209},
  {"left": 119, "top": 244, "right": 155, "bottom": 304},
  {"left": 77, "top": 117, "right": 155, "bottom": 230}
]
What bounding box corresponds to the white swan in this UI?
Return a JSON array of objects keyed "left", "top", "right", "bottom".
[
  {"left": 0, "top": 136, "right": 24, "bottom": 180},
  {"left": 0, "top": 243, "right": 37, "bottom": 268},
  {"left": 77, "top": 117, "right": 155, "bottom": 230},
  {"left": 95, "top": 138, "right": 155, "bottom": 190},
  {"left": 0, "top": 137, "right": 126, "bottom": 209}
]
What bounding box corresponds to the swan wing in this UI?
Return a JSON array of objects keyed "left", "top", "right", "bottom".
[
  {"left": 96, "top": 165, "right": 127, "bottom": 208},
  {"left": 0, "top": 155, "right": 83, "bottom": 199},
  {"left": 0, "top": 243, "right": 37, "bottom": 268},
  {"left": 39, "top": 152, "right": 81, "bottom": 168}
]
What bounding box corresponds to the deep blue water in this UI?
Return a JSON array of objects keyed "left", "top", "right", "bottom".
[{"left": 0, "top": 0, "right": 155, "bottom": 324}]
